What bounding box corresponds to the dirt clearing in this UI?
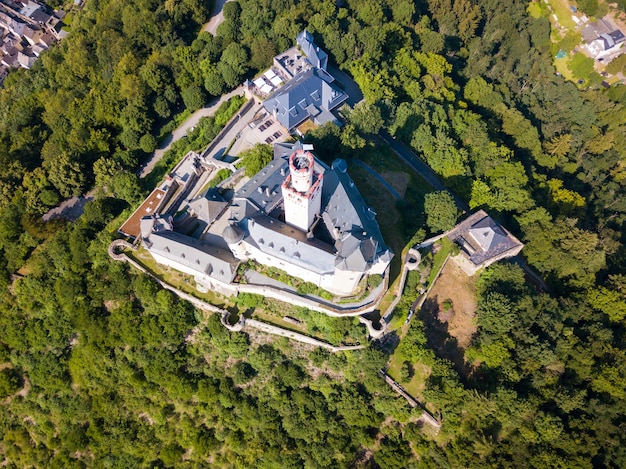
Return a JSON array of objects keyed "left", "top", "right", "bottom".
[{"left": 423, "top": 260, "right": 478, "bottom": 350}]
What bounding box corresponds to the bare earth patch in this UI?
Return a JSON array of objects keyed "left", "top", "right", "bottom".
[
  {"left": 381, "top": 171, "right": 410, "bottom": 198},
  {"left": 103, "top": 300, "right": 120, "bottom": 312},
  {"left": 425, "top": 261, "right": 477, "bottom": 349}
]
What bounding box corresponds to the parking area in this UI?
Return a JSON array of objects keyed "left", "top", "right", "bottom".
[{"left": 229, "top": 110, "right": 289, "bottom": 156}]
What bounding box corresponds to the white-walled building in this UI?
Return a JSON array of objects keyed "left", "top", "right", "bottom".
[
  {"left": 281, "top": 150, "right": 323, "bottom": 232},
  {"left": 140, "top": 142, "right": 393, "bottom": 297},
  {"left": 224, "top": 142, "right": 392, "bottom": 296}
]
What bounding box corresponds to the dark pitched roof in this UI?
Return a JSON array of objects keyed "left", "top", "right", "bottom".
[
  {"left": 263, "top": 68, "right": 347, "bottom": 131},
  {"left": 29, "top": 9, "right": 51, "bottom": 24},
  {"left": 609, "top": 29, "right": 625, "bottom": 44},
  {"left": 234, "top": 158, "right": 289, "bottom": 214},
  {"left": 596, "top": 30, "right": 625, "bottom": 50},
  {"left": 243, "top": 215, "right": 337, "bottom": 275},
  {"left": 468, "top": 217, "right": 509, "bottom": 252},
  {"left": 273, "top": 140, "right": 305, "bottom": 160},
  {"left": 321, "top": 159, "right": 390, "bottom": 269},
  {"left": 188, "top": 188, "right": 227, "bottom": 224},
  {"left": 233, "top": 145, "right": 392, "bottom": 275},
  {"left": 222, "top": 223, "right": 244, "bottom": 245},
  {"left": 296, "top": 29, "right": 328, "bottom": 70},
  {"left": 147, "top": 231, "right": 239, "bottom": 284},
  {"left": 448, "top": 210, "right": 523, "bottom": 266}
]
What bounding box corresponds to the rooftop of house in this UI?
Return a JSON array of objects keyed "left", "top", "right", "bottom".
[
  {"left": 188, "top": 188, "right": 228, "bottom": 225},
  {"left": 263, "top": 67, "right": 348, "bottom": 131},
  {"left": 321, "top": 159, "right": 388, "bottom": 261},
  {"left": 242, "top": 214, "right": 337, "bottom": 275},
  {"left": 273, "top": 46, "right": 312, "bottom": 80},
  {"left": 448, "top": 210, "right": 523, "bottom": 266},
  {"left": 233, "top": 157, "right": 290, "bottom": 215},
  {"left": 119, "top": 188, "right": 167, "bottom": 238},
  {"left": 170, "top": 151, "right": 202, "bottom": 184},
  {"left": 595, "top": 30, "right": 626, "bottom": 50},
  {"left": 296, "top": 29, "right": 328, "bottom": 71}
]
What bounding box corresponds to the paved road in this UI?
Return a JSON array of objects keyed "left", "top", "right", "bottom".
[
  {"left": 42, "top": 190, "right": 95, "bottom": 222},
  {"left": 139, "top": 86, "right": 243, "bottom": 178},
  {"left": 202, "top": 0, "right": 230, "bottom": 35}
]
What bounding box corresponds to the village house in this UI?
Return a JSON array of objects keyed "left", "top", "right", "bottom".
[
  {"left": 447, "top": 210, "right": 524, "bottom": 275},
  {"left": 0, "top": 0, "right": 67, "bottom": 83}
]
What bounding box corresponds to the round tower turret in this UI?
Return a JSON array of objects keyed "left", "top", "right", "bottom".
[
  {"left": 222, "top": 223, "right": 244, "bottom": 245},
  {"left": 289, "top": 150, "right": 314, "bottom": 193}
]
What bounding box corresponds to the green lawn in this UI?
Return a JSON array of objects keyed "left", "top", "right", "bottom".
[
  {"left": 387, "top": 350, "right": 430, "bottom": 400},
  {"left": 425, "top": 237, "right": 454, "bottom": 288},
  {"left": 547, "top": 0, "right": 577, "bottom": 30}
]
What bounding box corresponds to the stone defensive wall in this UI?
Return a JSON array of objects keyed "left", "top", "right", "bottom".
[{"left": 109, "top": 241, "right": 376, "bottom": 346}]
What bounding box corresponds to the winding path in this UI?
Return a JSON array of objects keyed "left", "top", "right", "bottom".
[
  {"left": 138, "top": 86, "right": 243, "bottom": 178},
  {"left": 201, "top": 0, "right": 231, "bottom": 35}
]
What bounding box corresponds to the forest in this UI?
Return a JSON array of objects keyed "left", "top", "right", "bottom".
[{"left": 0, "top": 0, "right": 625, "bottom": 467}]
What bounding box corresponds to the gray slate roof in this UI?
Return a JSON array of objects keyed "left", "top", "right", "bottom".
[
  {"left": 468, "top": 217, "right": 509, "bottom": 252},
  {"left": 297, "top": 30, "right": 328, "bottom": 70},
  {"left": 321, "top": 159, "right": 389, "bottom": 266},
  {"left": 243, "top": 215, "right": 337, "bottom": 275},
  {"left": 448, "top": 210, "right": 523, "bottom": 266},
  {"left": 140, "top": 214, "right": 173, "bottom": 240},
  {"left": 234, "top": 143, "right": 392, "bottom": 274},
  {"left": 273, "top": 140, "right": 305, "bottom": 160},
  {"left": 188, "top": 188, "right": 227, "bottom": 224},
  {"left": 597, "top": 30, "right": 626, "bottom": 50},
  {"left": 147, "top": 231, "right": 239, "bottom": 284},
  {"left": 234, "top": 158, "right": 288, "bottom": 214},
  {"left": 263, "top": 68, "right": 347, "bottom": 131}
]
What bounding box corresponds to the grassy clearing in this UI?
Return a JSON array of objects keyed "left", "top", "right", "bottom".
[
  {"left": 387, "top": 351, "right": 430, "bottom": 400},
  {"left": 425, "top": 237, "right": 454, "bottom": 289},
  {"left": 547, "top": 0, "right": 577, "bottom": 30}
]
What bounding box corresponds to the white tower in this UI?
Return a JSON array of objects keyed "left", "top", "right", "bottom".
[{"left": 281, "top": 150, "right": 323, "bottom": 232}]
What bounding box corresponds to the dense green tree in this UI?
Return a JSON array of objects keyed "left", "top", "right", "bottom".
[
  {"left": 0, "top": 368, "right": 21, "bottom": 398},
  {"left": 423, "top": 190, "right": 458, "bottom": 232},
  {"left": 517, "top": 209, "right": 606, "bottom": 288},
  {"left": 346, "top": 101, "right": 384, "bottom": 135},
  {"left": 241, "top": 144, "right": 273, "bottom": 177}
]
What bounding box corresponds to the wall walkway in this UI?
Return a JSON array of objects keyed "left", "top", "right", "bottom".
[
  {"left": 108, "top": 242, "right": 365, "bottom": 351},
  {"left": 379, "top": 370, "right": 440, "bottom": 429}
]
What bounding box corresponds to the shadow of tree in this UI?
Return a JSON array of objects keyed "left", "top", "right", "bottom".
[{"left": 420, "top": 295, "right": 472, "bottom": 378}]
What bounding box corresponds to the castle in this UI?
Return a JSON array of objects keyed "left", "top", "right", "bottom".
[{"left": 140, "top": 142, "right": 393, "bottom": 297}]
